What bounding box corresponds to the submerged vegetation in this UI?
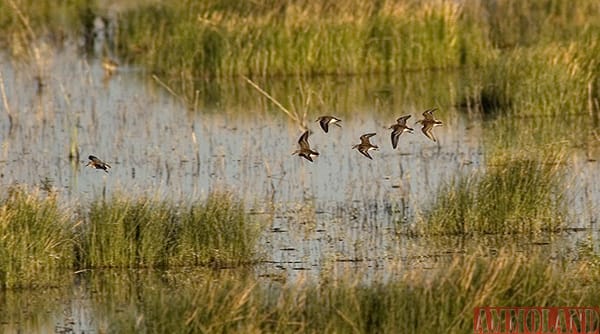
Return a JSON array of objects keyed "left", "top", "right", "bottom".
[{"left": 0, "top": 187, "right": 258, "bottom": 289}]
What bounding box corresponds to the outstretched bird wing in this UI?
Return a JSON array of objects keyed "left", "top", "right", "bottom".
[
  {"left": 359, "top": 133, "right": 376, "bottom": 144},
  {"left": 298, "top": 130, "right": 311, "bottom": 149},
  {"left": 391, "top": 128, "right": 400, "bottom": 149},
  {"left": 396, "top": 114, "right": 411, "bottom": 126},
  {"left": 421, "top": 123, "right": 437, "bottom": 142}
]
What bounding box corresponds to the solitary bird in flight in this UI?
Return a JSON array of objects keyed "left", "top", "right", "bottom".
[
  {"left": 415, "top": 108, "right": 443, "bottom": 142},
  {"left": 389, "top": 114, "right": 414, "bottom": 149},
  {"left": 85, "top": 155, "right": 111, "bottom": 173},
  {"left": 315, "top": 115, "right": 342, "bottom": 133},
  {"left": 293, "top": 130, "right": 320, "bottom": 162},
  {"left": 353, "top": 133, "right": 379, "bottom": 160}
]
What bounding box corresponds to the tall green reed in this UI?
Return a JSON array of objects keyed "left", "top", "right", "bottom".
[
  {"left": 174, "top": 192, "right": 258, "bottom": 266},
  {"left": 76, "top": 191, "right": 259, "bottom": 269},
  {"left": 112, "top": 0, "right": 488, "bottom": 78},
  {"left": 78, "top": 195, "right": 177, "bottom": 268},
  {"left": 0, "top": 187, "right": 73, "bottom": 289}
]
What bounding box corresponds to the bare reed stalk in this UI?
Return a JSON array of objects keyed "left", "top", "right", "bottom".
[
  {"left": 191, "top": 126, "right": 200, "bottom": 176},
  {"left": 295, "top": 79, "right": 310, "bottom": 127},
  {"left": 588, "top": 80, "right": 594, "bottom": 118},
  {"left": 243, "top": 76, "right": 305, "bottom": 130},
  {"left": 152, "top": 74, "right": 184, "bottom": 103},
  {"left": 7, "top": 0, "right": 44, "bottom": 77},
  {"left": 58, "top": 83, "right": 80, "bottom": 161},
  {"left": 0, "top": 71, "right": 14, "bottom": 131}
]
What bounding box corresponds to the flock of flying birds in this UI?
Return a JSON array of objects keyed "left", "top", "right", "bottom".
[
  {"left": 293, "top": 108, "right": 443, "bottom": 162},
  {"left": 84, "top": 108, "right": 442, "bottom": 173}
]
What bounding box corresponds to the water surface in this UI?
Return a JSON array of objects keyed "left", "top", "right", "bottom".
[{"left": 0, "top": 45, "right": 599, "bottom": 332}]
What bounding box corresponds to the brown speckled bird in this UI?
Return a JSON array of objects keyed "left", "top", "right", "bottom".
[
  {"left": 415, "top": 108, "right": 443, "bottom": 142},
  {"left": 315, "top": 115, "right": 342, "bottom": 133},
  {"left": 292, "top": 130, "right": 320, "bottom": 162},
  {"left": 85, "top": 155, "right": 111, "bottom": 173},
  {"left": 353, "top": 133, "right": 379, "bottom": 160},
  {"left": 389, "top": 114, "right": 414, "bottom": 149}
]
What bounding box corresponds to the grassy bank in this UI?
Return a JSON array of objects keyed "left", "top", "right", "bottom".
[
  {"left": 0, "top": 187, "right": 258, "bottom": 289},
  {"left": 95, "top": 0, "right": 600, "bottom": 78},
  {"left": 464, "top": 36, "right": 600, "bottom": 117},
  {"left": 95, "top": 247, "right": 600, "bottom": 333},
  {"left": 3, "top": 0, "right": 599, "bottom": 75},
  {"left": 115, "top": 0, "right": 489, "bottom": 77},
  {"left": 2, "top": 0, "right": 599, "bottom": 116}
]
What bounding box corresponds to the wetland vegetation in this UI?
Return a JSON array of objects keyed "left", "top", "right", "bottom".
[
  {"left": 418, "top": 150, "right": 568, "bottom": 236},
  {"left": 0, "top": 0, "right": 599, "bottom": 332},
  {"left": 0, "top": 187, "right": 256, "bottom": 289}
]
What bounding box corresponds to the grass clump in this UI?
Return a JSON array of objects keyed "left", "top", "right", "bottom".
[
  {"left": 78, "top": 195, "right": 177, "bottom": 269},
  {"left": 0, "top": 187, "right": 73, "bottom": 289},
  {"left": 98, "top": 247, "right": 600, "bottom": 333},
  {"left": 175, "top": 192, "right": 256, "bottom": 266},
  {"left": 418, "top": 151, "right": 567, "bottom": 236},
  {"left": 77, "top": 191, "right": 258, "bottom": 269},
  {"left": 0, "top": 187, "right": 258, "bottom": 288}
]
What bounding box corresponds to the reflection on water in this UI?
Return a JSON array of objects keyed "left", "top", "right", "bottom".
[
  {"left": 0, "top": 46, "right": 599, "bottom": 331},
  {"left": 0, "top": 235, "right": 586, "bottom": 333}
]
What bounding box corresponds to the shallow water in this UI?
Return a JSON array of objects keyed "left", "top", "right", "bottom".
[{"left": 1, "top": 45, "right": 599, "bottom": 332}]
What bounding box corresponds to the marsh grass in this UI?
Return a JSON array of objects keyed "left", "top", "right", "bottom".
[
  {"left": 77, "top": 191, "right": 259, "bottom": 269},
  {"left": 2, "top": 0, "right": 600, "bottom": 79},
  {"left": 178, "top": 192, "right": 258, "bottom": 266},
  {"left": 111, "top": 0, "right": 488, "bottom": 79},
  {"left": 465, "top": 34, "right": 600, "bottom": 117},
  {"left": 3, "top": 0, "right": 600, "bottom": 118},
  {"left": 0, "top": 187, "right": 73, "bottom": 289},
  {"left": 0, "top": 0, "right": 94, "bottom": 55},
  {"left": 417, "top": 150, "right": 567, "bottom": 236},
  {"left": 79, "top": 195, "right": 177, "bottom": 268},
  {"left": 97, "top": 247, "right": 600, "bottom": 333},
  {"left": 0, "top": 187, "right": 257, "bottom": 288},
  {"left": 480, "top": 0, "right": 600, "bottom": 48}
]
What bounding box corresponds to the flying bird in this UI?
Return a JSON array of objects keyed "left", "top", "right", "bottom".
[
  {"left": 85, "top": 155, "right": 111, "bottom": 173},
  {"left": 389, "top": 114, "right": 414, "bottom": 149},
  {"left": 315, "top": 115, "right": 342, "bottom": 133},
  {"left": 415, "top": 108, "right": 443, "bottom": 142},
  {"left": 292, "top": 130, "right": 320, "bottom": 162},
  {"left": 353, "top": 133, "right": 379, "bottom": 160}
]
